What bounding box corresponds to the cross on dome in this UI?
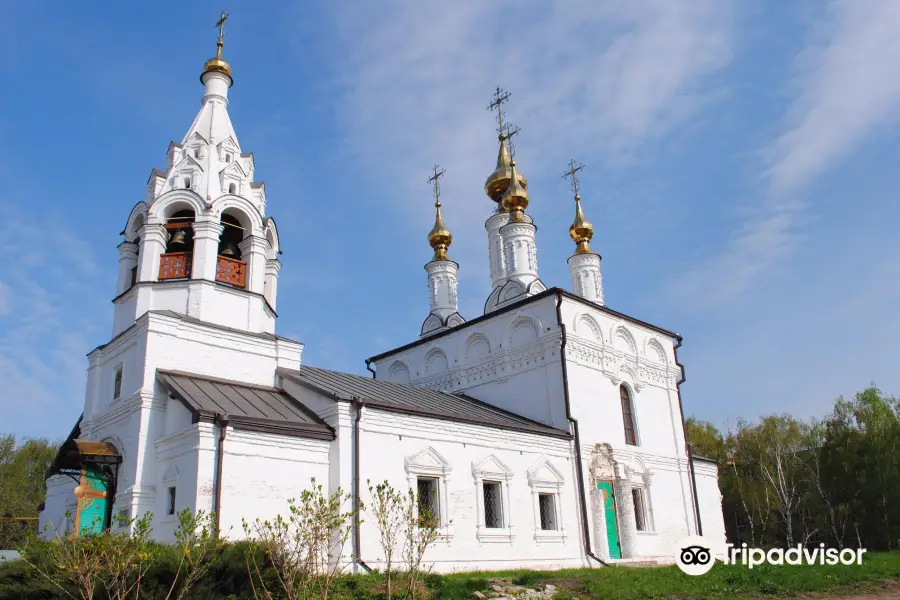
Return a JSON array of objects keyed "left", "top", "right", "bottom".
[{"left": 427, "top": 164, "right": 453, "bottom": 262}]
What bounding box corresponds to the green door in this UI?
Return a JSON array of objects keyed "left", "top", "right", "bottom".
[
  {"left": 597, "top": 481, "right": 621, "bottom": 559},
  {"left": 75, "top": 467, "right": 109, "bottom": 535}
]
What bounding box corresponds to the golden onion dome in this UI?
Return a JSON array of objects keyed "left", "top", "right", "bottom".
[
  {"left": 428, "top": 198, "right": 453, "bottom": 261},
  {"left": 202, "top": 55, "right": 232, "bottom": 81},
  {"left": 500, "top": 160, "right": 529, "bottom": 222},
  {"left": 569, "top": 194, "right": 594, "bottom": 254},
  {"left": 202, "top": 13, "right": 233, "bottom": 86},
  {"left": 484, "top": 136, "right": 527, "bottom": 206}
]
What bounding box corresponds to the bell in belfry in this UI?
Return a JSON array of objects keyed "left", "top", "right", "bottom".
[
  {"left": 219, "top": 238, "right": 240, "bottom": 257},
  {"left": 168, "top": 227, "right": 187, "bottom": 249}
]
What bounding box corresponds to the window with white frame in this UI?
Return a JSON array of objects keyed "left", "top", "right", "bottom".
[
  {"left": 538, "top": 493, "right": 557, "bottom": 530},
  {"left": 632, "top": 487, "right": 648, "bottom": 531},
  {"left": 167, "top": 486, "right": 177, "bottom": 516},
  {"left": 113, "top": 364, "right": 123, "bottom": 401},
  {"left": 162, "top": 464, "right": 179, "bottom": 520},
  {"left": 620, "top": 384, "right": 639, "bottom": 446},
  {"left": 482, "top": 481, "right": 504, "bottom": 528},
  {"left": 416, "top": 476, "right": 440, "bottom": 527},
  {"left": 404, "top": 447, "right": 453, "bottom": 539},
  {"left": 472, "top": 454, "right": 515, "bottom": 542},
  {"left": 527, "top": 457, "right": 566, "bottom": 542}
]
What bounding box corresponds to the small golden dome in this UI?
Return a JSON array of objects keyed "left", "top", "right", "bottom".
[
  {"left": 428, "top": 199, "right": 453, "bottom": 262},
  {"left": 484, "top": 136, "right": 527, "bottom": 206},
  {"left": 501, "top": 160, "right": 529, "bottom": 222},
  {"left": 202, "top": 12, "right": 233, "bottom": 85},
  {"left": 569, "top": 194, "right": 594, "bottom": 254},
  {"left": 202, "top": 55, "right": 232, "bottom": 80}
]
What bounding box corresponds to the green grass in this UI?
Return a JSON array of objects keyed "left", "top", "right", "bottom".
[
  {"left": 2, "top": 550, "right": 898, "bottom": 599},
  {"left": 432, "top": 551, "right": 900, "bottom": 600}
]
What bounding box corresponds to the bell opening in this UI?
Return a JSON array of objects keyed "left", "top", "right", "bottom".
[
  {"left": 164, "top": 209, "right": 196, "bottom": 253},
  {"left": 218, "top": 213, "right": 244, "bottom": 260}
]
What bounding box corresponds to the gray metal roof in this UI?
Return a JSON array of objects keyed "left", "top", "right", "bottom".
[
  {"left": 280, "top": 366, "right": 570, "bottom": 438},
  {"left": 157, "top": 370, "right": 333, "bottom": 440}
]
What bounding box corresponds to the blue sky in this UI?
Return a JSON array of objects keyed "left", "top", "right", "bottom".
[{"left": 1, "top": 1, "right": 899, "bottom": 441}]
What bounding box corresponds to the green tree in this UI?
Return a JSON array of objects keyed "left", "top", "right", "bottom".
[{"left": 0, "top": 434, "right": 58, "bottom": 548}]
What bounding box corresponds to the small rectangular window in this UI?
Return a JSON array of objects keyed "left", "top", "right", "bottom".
[
  {"left": 538, "top": 493, "right": 557, "bottom": 530},
  {"left": 483, "top": 481, "right": 503, "bottom": 528},
  {"left": 167, "top": 486, "right": 176, "bottom": 516},
  {"left": 416, "top": 477, "right": 439, "bottom": 526},
  {"left": 632, "top": 488, "right": 646, "bottom": 531},
  {"left": 113, "top": 365, "right": 123, "bottom": 400},
  {"left": 225, "top": 152, "right": 233, "bottom": 163},
  {"left": 116, "top": 507, "right": 131, "bottom": 528},
  {"left": 129, "top": 266, "right": 138, "bottom": 288}
]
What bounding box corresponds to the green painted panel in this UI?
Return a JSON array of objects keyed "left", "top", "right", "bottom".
[
  {"left": 78, "top": 468, "right": 108, "bottom": 535},
  {"left": 597, "top": 481, "right": 621, "bottom": 559}
]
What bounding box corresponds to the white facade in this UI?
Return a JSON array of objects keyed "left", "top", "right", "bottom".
[{"left": 40, "top": 39, "right": 727, "bottom": 573}]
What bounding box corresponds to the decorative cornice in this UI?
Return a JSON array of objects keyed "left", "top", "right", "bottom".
[
  {"left": 564, "top": 336, "right": 678, "bottom": 390},
  {"left": 408, "top": 333, "right": 559, "bottom": 393}
]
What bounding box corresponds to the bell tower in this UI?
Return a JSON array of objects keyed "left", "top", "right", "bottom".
[{"left": 113, "top": 12, "right": 282, "bottom": 337}]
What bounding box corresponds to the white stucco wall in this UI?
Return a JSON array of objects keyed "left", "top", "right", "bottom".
[
  {"left": 693, "top": 459, "right": 728, "bottom": 556},
  {"left": 356, "top": 407, "right": 588, "bottom": 572},
  {"left": 215, "top": 428, "right": 331, "bottom": 540},
  {"left": 373, "top": 294, "right": 569, "bottom": 430},
  {"left": 42, "top": 310, "right": 302, "bottom": 540}
]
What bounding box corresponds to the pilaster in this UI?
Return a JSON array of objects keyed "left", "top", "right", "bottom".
[
  {"left": 239, "top": 235, "right": 268, "bottom": 296},
  {"left": 264, "top": 258, "right": 282, "bottom": 310},
  {"left": 613, "top": 467, "right": 638, "bottom": 559},
  {"left": 192, "top": 221, "right": 224, "bottom": 281},
  {"left": 485, "top": 212, "right": 510, "bottom": 290},
  {"left": 138, "top": 223, "right": 168, "bottom": 283},
  {"left": 117, "top": 242, "right": 139, "bottom": 296},
  {"left": 590, "top": 486, "right": 611, "bottom": 560}
]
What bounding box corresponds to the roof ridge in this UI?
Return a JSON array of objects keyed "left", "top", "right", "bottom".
[
  {"left": 283, "top": 365, "right": 570, "bottom": 438},
  {"left": 157, "top": 368, "right": 281, "bottom": 392}
]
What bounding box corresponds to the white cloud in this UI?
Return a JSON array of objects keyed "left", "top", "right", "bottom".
[
  {"left": 679, "top": 1, "right": 900, "bottom": 307},
  {"left": 323, "top": 0, "right": 733, "bottom": 282},
  {"left": 0, "top": 203, "right": 109, "bottom": 437}
]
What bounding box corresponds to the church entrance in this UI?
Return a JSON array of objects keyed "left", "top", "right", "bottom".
[
  {"left": 47, "top": 420, "right": 122, "bottom": 537},
  {"left": 597, "top": 481, "right": 622, "bottom": 559},
  {"left": 74, "top": 466, "right": 111, "bottom": 535}
]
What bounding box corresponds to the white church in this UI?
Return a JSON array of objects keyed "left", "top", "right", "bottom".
[{"left": 40, "top": 23, "right": 727, "bottom": 571}]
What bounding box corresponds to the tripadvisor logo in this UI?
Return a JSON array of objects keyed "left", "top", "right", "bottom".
[
  {"left": 675, "top": 535, "right": 868, "bottom": 575},
  {"left": 724, "top": 543, "right": 867, "bottom": 569},
  {"left": 676, "top": 536, "right": 716, "bottom": 575}
]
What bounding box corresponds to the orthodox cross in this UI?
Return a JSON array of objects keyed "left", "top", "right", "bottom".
[
  {"left": 428, "top": 164, "right": 446, "bottom": 205},
  {"left": 215, "top": 11, "right": 230, "bottom": 56},
  {"left": 487, "top": 86, "right": 512, "bottom": 135},
  {"left": 562, "top": 159, "right": 585, "bottom": 196},
  {"left": 502, "top": 122, "right": 521, "bottom": 160}
]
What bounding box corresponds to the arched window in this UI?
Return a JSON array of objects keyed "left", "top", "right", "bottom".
[
  {"left": 164, "top": 210, "right": 195, "bottom": 253},
  {"left": 228, "top": 182, "right": 236, "bottom": 194},
  {"left": 159, "top": 209, "right": 196, "bottom": 281},
  {"left": 218, "top": 213, "right": 244, "bottom": 260},
  {"left": 620, "top": 385, "right": 638, "bottom": 446},
  {"left": 184, "top": 177, "right": 191, "bottom": 189}
]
